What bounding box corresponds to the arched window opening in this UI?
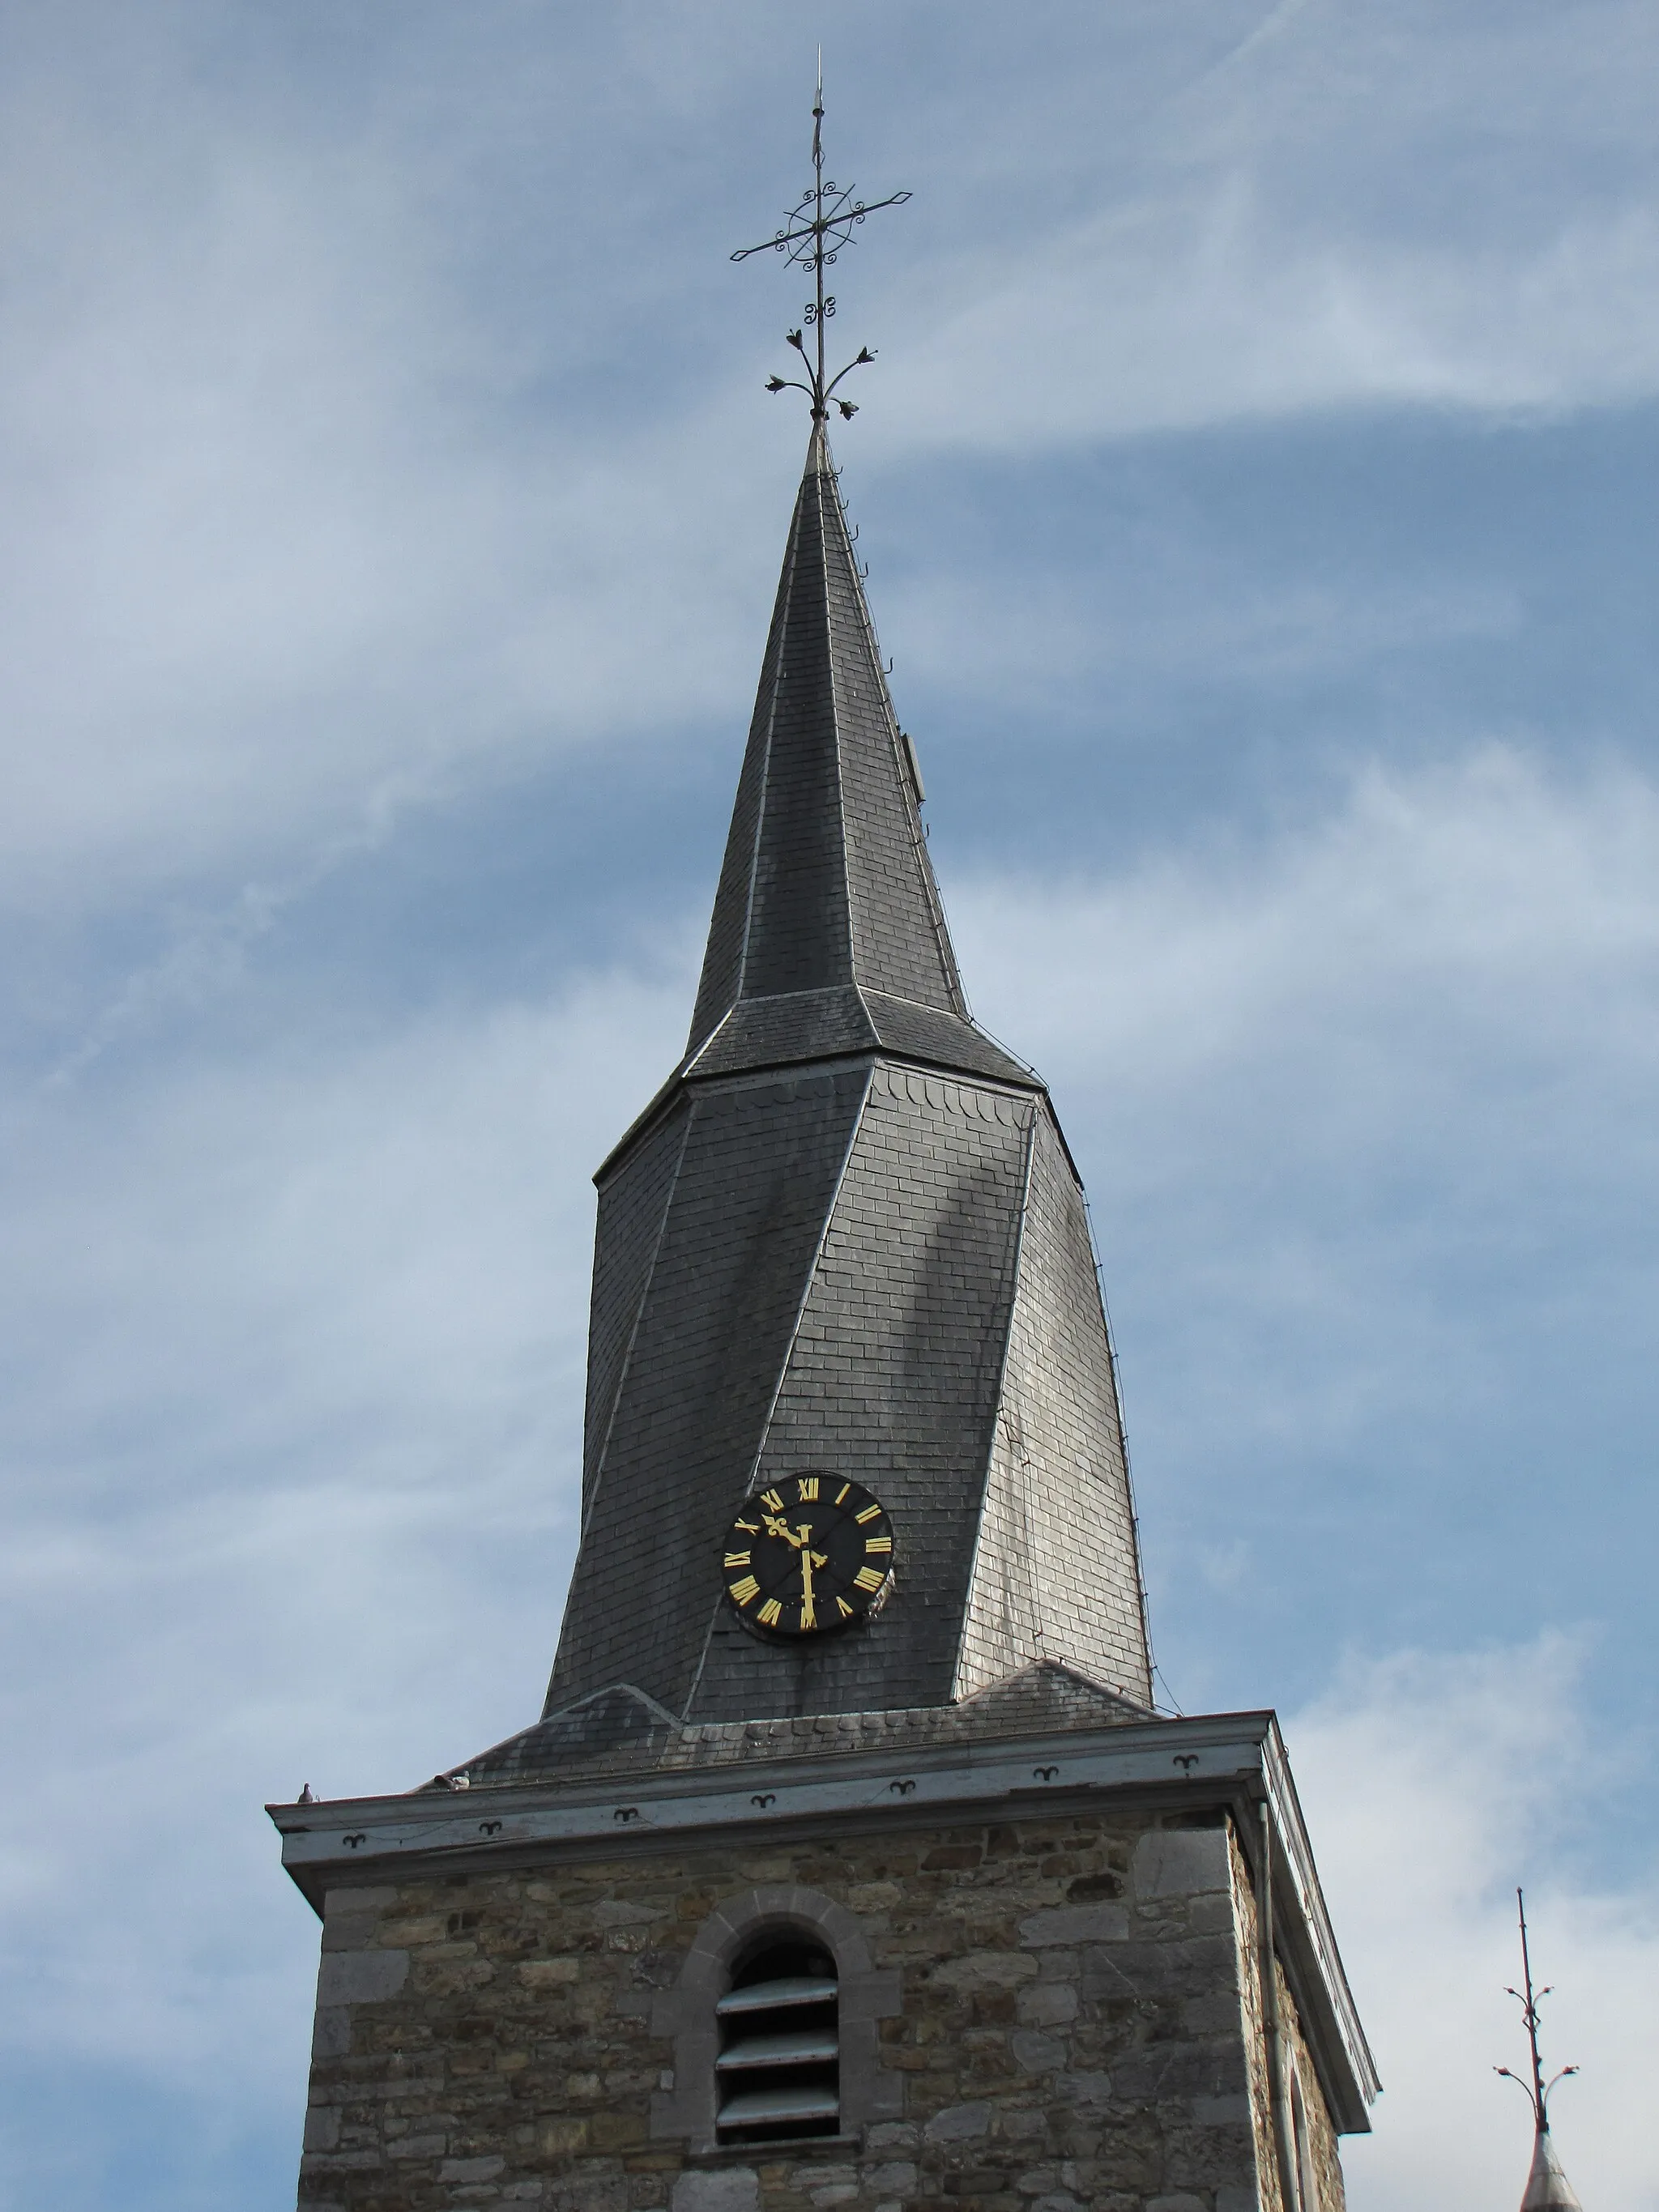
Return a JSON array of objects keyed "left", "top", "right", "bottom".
[{"left": 714, "top": 1931, "right": 840, "bottom": 2143}]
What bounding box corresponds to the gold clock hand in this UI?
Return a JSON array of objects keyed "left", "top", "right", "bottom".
[{"left": 799, "top": 1544, "right": 817, "bottom": 1629}]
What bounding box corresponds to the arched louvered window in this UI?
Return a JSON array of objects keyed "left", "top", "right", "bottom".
[{"left": 714, "top": 1931, "right": 840, "bottom": 2142}]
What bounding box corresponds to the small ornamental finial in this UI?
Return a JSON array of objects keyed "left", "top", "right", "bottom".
[
  {"left": 731, "top": 62, "right": 910, "bottom": 425},
  {"left": 1495, "top": 1889, "right": 1580, "bottom": 2132},
  {"left": 1495, "top": 1890, "right": 1583, "bottom": 2211}
]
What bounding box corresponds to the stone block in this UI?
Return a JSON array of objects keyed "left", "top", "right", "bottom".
[
  {"left": 924, "top": 2102, "right": 992, "bottom": 2142},
  {"left": 1010, "top": 2031, "right": 1066, "bottom": 2073},
  {"left": 1188, "top": 1893, "right": 1238, "bottom": 1936},
  {"left": 316, "top": 1949, "right": 409, "bottom": 2007},
  {"left": 862, "top": 2163, "right": 918, "bottom": 2195},
  {"left": 1054, "top": 2071, "right": 1113, "bottom": 2109},
  {"left": 1188, "top": 2094, "right": 1252, "bottom": 2126},
  {"left": 847, "top": 1882, "right": 903, "bottom": 1912},
  {"left": 1113, "top": 2044, "right": 1243, "bottom": 2101},
  {"left": 1132, "top": 1830, "right": 1229, "bottom": 1901},
  {"left": 864, "top": 2124, "right": 918, "bottom": 2151},
  {"left": 670, "top": 2172, "right": 758, "bottom": 2212},
  {"left": 519, "top": 1957, "right": 582, "bottom": 1987},
  {"left": 1079, "top": 1935, "right": 1237, "bottom": 2001},
  {"left": 931, "top": 1950, "right": 1038, "bottom": 1990},
  {"left": 441, "top": 2156, "right": 507, "bottom": 2181},
  {"left": 540, "top": 2119, "right": 591, "bottom": 2154},
  {"left": 303, "top": 2108, "right": 342, "bottom": 2151},
  {"left": 322, "top": 1885, "right": 399, "bottom": 1917},
  {"left": 1018, "top": 1905, "right": 1129, "bottom": 1947},
  {"left": 593, "top": 1899, "right": 667, "bottom": 1928}
]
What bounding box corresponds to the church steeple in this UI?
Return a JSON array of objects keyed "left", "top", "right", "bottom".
[
  {"left": 687, "top": 427, "right": 965, "bottom": 1051},
  {"left": 274, "top": 95, "right": 1381, "bottom": 2212},
  {"left": 535, "top": 452, "right": 1151, "bottom": 1728},
  {"left": 523, "top": 83, "right": 1152, "bottom": 1733},
  {"left": 679, "top": 429, "right": 1028, "bottom": 1093}
]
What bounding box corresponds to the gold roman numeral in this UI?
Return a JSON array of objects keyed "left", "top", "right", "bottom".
[
  {"left": 757, "top": 1598, "right": 783, "bottom": 1626},
  {"left": 864, "top": 1536, "right": 892, "bottom": 1554},
  {"left": 800, "top": 1594, "right": 817, "bottom": 1630},
  {"left": 853, "top": 1566, "right": 885, "bottom": 1592},
  {"left": 734, "top": 1519, "right": 759, "bottom": 1534},
  {"left": 728, "top": 1575, "right": 760, "bottom": 1605},
  {"left": 834, "top": 1483, "right": 851, "bottom": 1505},
  {"left": 723, "top": 1550, "right": 751, "bottom": 1567},
  {"left": 795, "top": 1477, "right": 819, "bottom": 1501},
  {"left": 761, "top": 1489, "right": 783, "bottom": 1512},
  {"left": 855, "top": 1504, "right": 881, "bottom": 1525},
  {"left": 836, "top": 1596, "right": 854, "bottom": 1618}
]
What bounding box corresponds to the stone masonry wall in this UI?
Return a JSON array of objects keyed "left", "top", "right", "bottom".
[
  {"left": 1224, "top": 1830, "right": 1345, "bottom": 2212},
  {"left": 297, "top": 1808, "right": 1308, "bottom": 2212}
]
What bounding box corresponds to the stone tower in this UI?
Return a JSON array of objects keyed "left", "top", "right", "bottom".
[{"left": 273, "top": 427, "right": 1379, "bottom": 2212}]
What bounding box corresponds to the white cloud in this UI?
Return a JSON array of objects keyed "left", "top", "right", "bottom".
[
  {"left": 1289, "top": 1637, "right": 1659, "bottom": 2212},
  {"left": 872, "top": 1, "right": 1659, "bottom": 448},
  {"left": 951, "top": 748, "right": 1656, "bottom": 1695},
  {"left": 0, "top": 963, "right": 689, "bottom": 2102},
  {"left": 0, "top": 11, "right": 1653, "bottom": 2204},
  {"left": 958, "top": 748, "right": 1659, "bottom": 1108},
  {"left": 3, "top": 1, "right": 1657, "bottom": 910},
  {"left": 878, "top": 191, "right": 1659, "bottom": 450}
]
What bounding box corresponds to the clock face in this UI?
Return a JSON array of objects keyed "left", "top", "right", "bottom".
[{"left": 721, "top": 1474, "right": 894, "bottom": 1636}]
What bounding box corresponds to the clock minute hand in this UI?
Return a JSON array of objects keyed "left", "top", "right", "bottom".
[{"left": 799, "top": 1543, "right": 825, "bottom": 1629}]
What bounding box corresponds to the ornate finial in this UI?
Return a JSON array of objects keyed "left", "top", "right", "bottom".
[
  {"left": 1494, "top": 1889, "right": 1580, "bottom": 2133},
  {"left": 1495, "top": 1889, "right": 1584, "bottom": 2210},
  {"left": 730, "top": 58, "right": 911, "bottom": 424}
]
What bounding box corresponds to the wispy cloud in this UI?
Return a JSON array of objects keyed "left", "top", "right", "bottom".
[
  {"left": 0, "top": 7, "right": 1651, "bottom": 2206},
  {"left": 1290, "top": 1636, "right": 1658, "bottom": 2212},
  {"left": 2, "top": 2, "right": 1655, "bottom": 905}
]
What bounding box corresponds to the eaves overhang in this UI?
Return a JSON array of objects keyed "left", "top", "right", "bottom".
[{"left": 268, "top": 1705, "right": 1377, "bottom": 2131}]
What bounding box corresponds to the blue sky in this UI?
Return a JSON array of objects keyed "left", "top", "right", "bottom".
[{"left": 2, "top": 4, "right": 1655, "bottom": 2207}]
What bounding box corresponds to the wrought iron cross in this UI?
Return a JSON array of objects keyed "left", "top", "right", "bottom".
[{"left": 731, "top": 60, "right": 911, "bottom": 423}]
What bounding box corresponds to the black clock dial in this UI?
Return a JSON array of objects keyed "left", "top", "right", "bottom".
[{"left": 720, "top": 1473, "right": 894, "bottom": 1636}]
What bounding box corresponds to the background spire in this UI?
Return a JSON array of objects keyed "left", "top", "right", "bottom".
[
  {"left": 1495, "top": 1890, "right": 1584, "bottom": 2211},
  {"left": 731, "top": 66, "right": 910, "bottom": 424}
]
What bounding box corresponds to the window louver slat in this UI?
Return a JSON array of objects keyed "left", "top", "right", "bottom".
[{"left": 715, "top": 1937, "right": 840, "bottom": 2142}]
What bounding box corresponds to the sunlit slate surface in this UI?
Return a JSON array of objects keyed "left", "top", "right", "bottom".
[
  {"left": 686, "top": 1066, "right": 1027, "bottom": 1720},
  {"left": 955, "top": 1111, "right": 1150, "bottom": 1703},
  {"left": 541, "top": 430, "right": 1153, "bottom": 1728}
]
